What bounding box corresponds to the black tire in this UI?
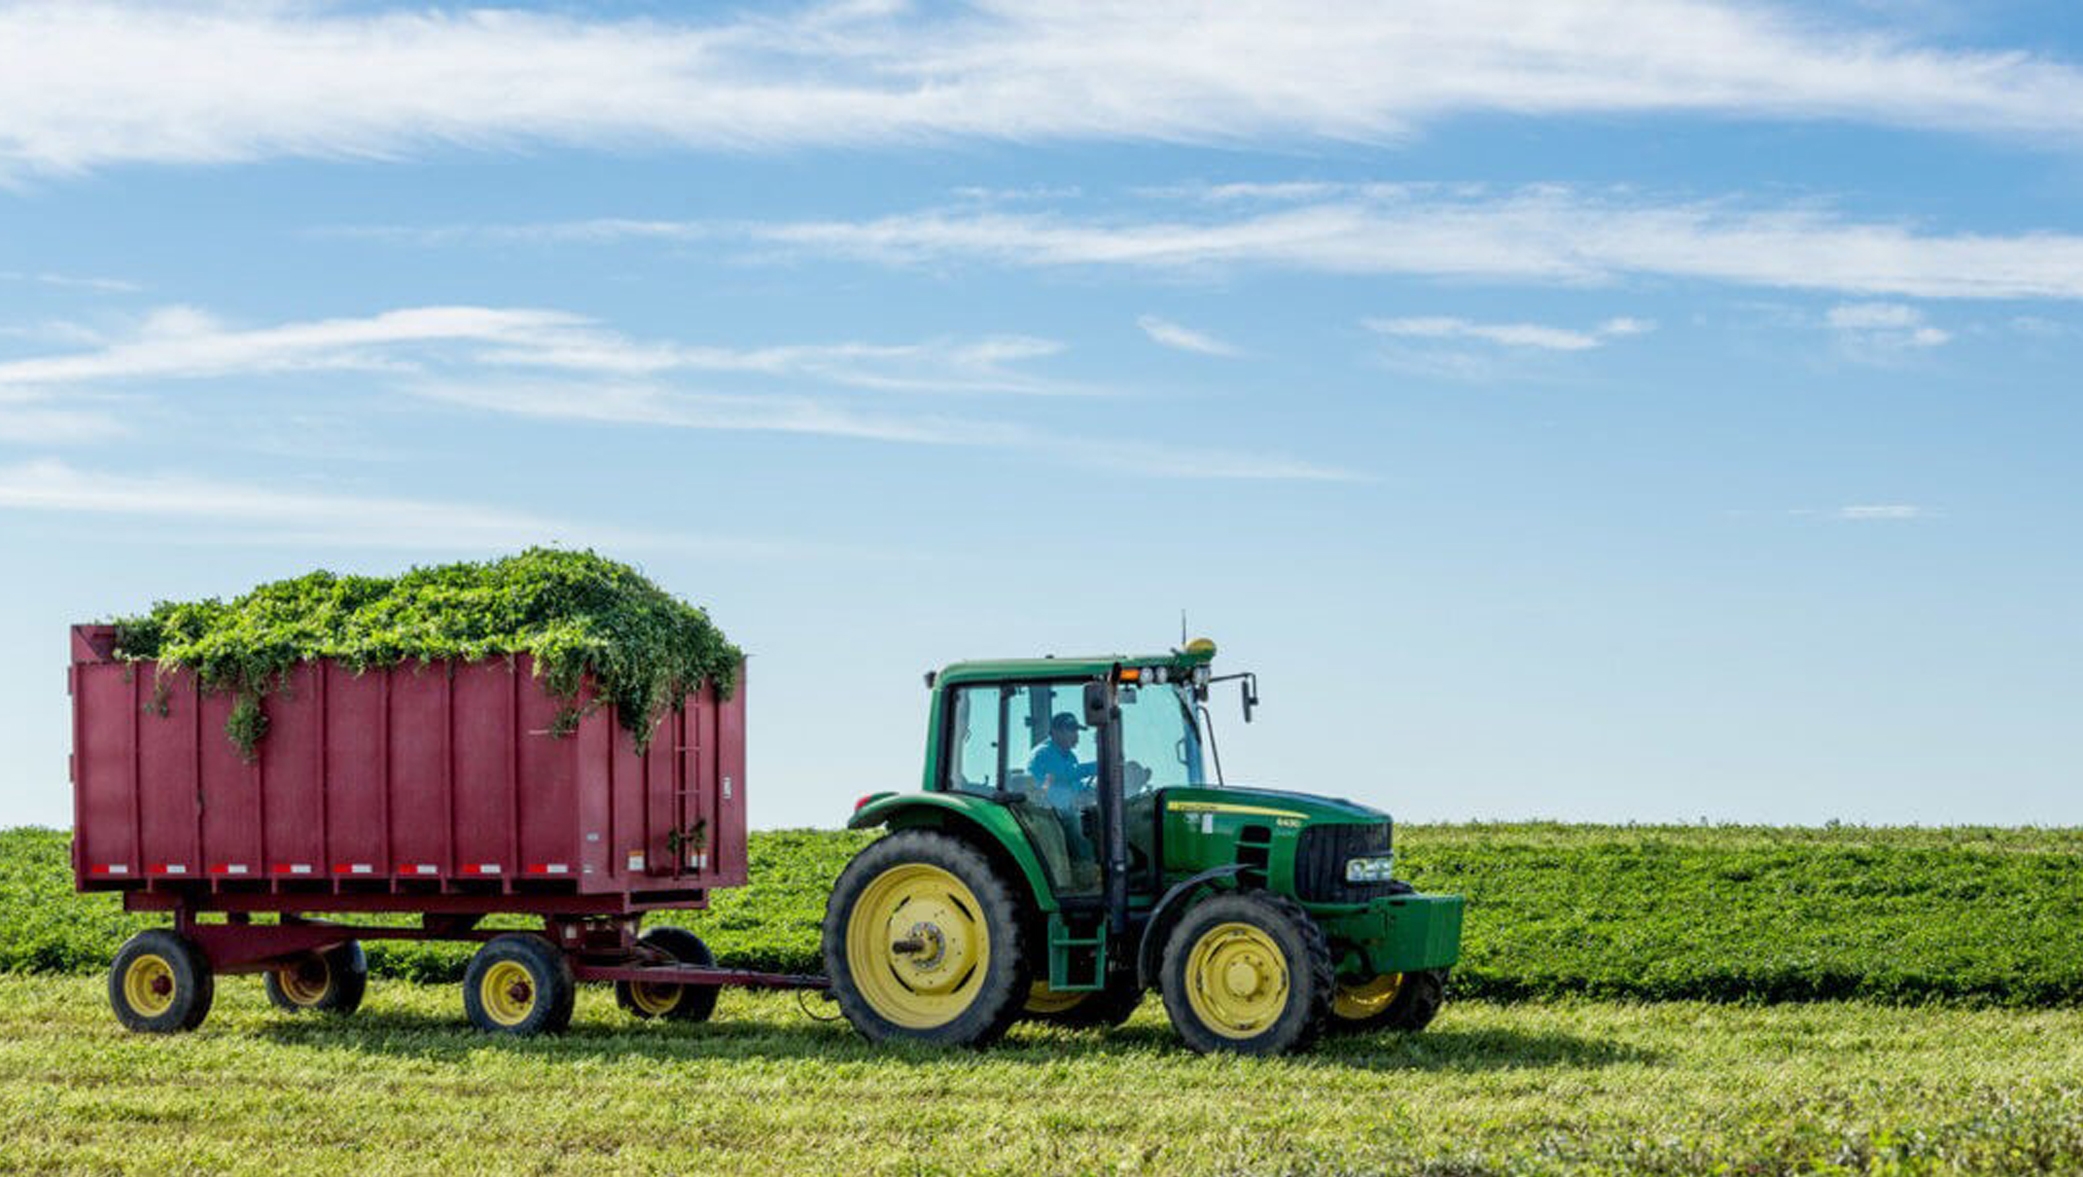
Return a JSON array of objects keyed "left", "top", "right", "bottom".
[
  {"left": 109, "top": 929, "right": 215, "bottom": 1033},
  {"left": 1159, "top": 892, "right": 1333, "bottom": 1056},
  {"left": 614, "top": 925, "right": 720, "bottom": 1023},
  {"left": 462, "top": 933, "right": 577, "bottom": 1036},
  {"left": 264, "top": 941, "right": 368, "bottom": 1015},
  {"left": 1023, "top": 972, "right": 1144, "bottom": 1029},
  {"left": 822, "top": 829, "right": 1030, "bottom": 1047}
]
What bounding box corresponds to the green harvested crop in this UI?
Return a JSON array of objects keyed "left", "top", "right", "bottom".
[{"left": 109, "top": 548, "right": 739, "bottom": 759}]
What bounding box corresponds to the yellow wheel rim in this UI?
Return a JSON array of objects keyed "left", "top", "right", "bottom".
[
  {"left": 277, "top": 957, "right": 332, "bottom": 1007},
  {"left": 1333, "top": 973, "right": 1403, "bottom": 1020},
  {"left": 122, "top": 953, "right": 177, "bottom": 1018},
  {"left": 1024, "top": 980, "right": 1089, "bottom": 1015},
  {"left": 479, "top": 960, "right": 538, "bottom": 1027},
  {"left": 1183, "top": 922, "right": 1289, "bottom": 1040},
  {"left": 627, "top": 981, "right": 681, "bottom": 1017},
  {"left": 845, "top": 863, "right": 991, "bottom": 1030}
]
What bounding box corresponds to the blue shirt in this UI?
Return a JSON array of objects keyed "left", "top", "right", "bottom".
[{"left": 1027, "top": 741, "right": 1096, "bottom": 805}]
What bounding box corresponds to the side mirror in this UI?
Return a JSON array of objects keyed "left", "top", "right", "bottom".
[
  {"left": 1083, "top": 680, "right": 1111, "bottom": 728},
  {"left": 1241, "top": 675, "right": 1259, "bottom": 723}
]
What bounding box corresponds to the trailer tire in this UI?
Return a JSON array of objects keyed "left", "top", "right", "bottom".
[
  {"left": 109, "top": 929, "right": 215, "bottom": 1034},
  {"left": 823, "top": 829, "right": 1029, "bottom": 1047},
  {"left": 264, "top": 941, "right": 368, "bottom": 1015},
  {"left": 1159, "top": 892, "right": 1333, "bottom": 1056},
  {"left": 463, "top": 933, "right": 576, "bottom": 1036},
  {"left": 614, "top": 926, "right": 720, "bottom": 1023}
]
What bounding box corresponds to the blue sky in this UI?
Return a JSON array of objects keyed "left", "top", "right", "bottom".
[{"left": 2, "top": 1, "right": 2079, "bottom": 829}]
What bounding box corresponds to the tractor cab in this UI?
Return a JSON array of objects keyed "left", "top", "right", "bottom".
[{"left": 832, "top": 639, "right": 1465, "bottom": 1054}]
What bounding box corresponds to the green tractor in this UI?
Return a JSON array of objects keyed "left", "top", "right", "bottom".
[{"left": 823, "top": 640, "right": 1464, "bottom": 1055}]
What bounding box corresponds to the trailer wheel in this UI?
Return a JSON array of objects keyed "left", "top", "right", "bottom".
[
  {"left": 614, "top": 926, "right": 720, "bottom": 1023},
  {"left": 463, "top": 933, "right": 576, "bottom": 1036},
  {"left": 108, "top": 929, "right": 215, "bottom": 1033},
  {"left": 1159, "top": 892, "right": 1332, "bottom": 1056},
  {"left": 264, "top": 941, "right": 368, "bottom": 1015},
  {"left": 822, "top": 829, "right": 1029, "bottom": 1047},
  {"left": 1330, "top": 968, "right": 1447, "bottom": 1034}
]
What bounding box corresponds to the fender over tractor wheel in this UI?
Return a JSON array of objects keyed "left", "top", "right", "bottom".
[
  {"left": 1158, "top": 892, "right": 1333, "bottom": 1056},
  {"left": 822, "top": 829, "right": 1029, "bottom": 1047},
  {"left": 463, "top": 933, "right": 576, "bottom": 1036},
  {"left": 109, "top": 929, "right": 215, "bottom": 1034},
  {"left": 615, "top": 925, "right": 721, "bottom": 1023},
  {"left": 265, "top": 941, "right": 368, "bottom": 1015}
]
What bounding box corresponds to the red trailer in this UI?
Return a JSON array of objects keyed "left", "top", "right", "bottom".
[{"left": 69, "top": 624, "right": 823, "bottom": 1034}]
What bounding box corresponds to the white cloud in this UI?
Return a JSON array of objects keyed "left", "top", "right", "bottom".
[
  {"left": 2, "top": 2, "right": 2081, "bottom": 177},
  {"left": 1836, "top": 504, "right": 1929, "bottom": 520},
  {"left": 1136, "top": 315, "right": 1242, "bottom": 357},
  {"left": 0, "top": 457, "right": 720, "bottom": 550},
  {"left": 0, "top": 270, "right": 141, "bottom": 293},
  {"left": 1365, "top": 314, "right": 1654, "bottom": 350},
  {"left": 1824, "top": 301, "right": 1951, "bottom": 355},
  {"left": 527, "top": 185, "right": 2083, "bottom": 301}
]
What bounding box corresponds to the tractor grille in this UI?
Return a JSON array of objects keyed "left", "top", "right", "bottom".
[{"left": 1292, "top": 822, "right": 1401, "bottom": 903}]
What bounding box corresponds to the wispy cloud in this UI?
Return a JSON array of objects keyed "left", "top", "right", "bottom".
[
  {"left": 1136, "top": 315, "right": 1242, "bottom": 357},
  {"left": 1365, "top": 314, "right": 1654, "bottom": 351},
  {"left": 0, "top": 270, "right": 141, "bottom": 294},
  {"left": 1836, "top": 504, "right": 1930, "bottom": 520},
  {"left": 3, "top": 2, "right": 2081, "bottom": 177},
  {"left": 0, "top": 457, "right": 736, "bottom": 550},
  {"left": 1825, "top": 302, "right": 1951, "bottom": 356}
]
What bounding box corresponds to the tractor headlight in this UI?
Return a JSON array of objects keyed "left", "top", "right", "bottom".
[{"left": 1344, "top": 854, "right": 1397, "bottom": 883}]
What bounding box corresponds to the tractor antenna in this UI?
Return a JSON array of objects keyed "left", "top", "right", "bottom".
[{"left": 1179, "top": 609, "right": 1188, "bottom": 647}]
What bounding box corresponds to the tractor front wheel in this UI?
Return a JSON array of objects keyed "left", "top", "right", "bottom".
[
  {"left": 823, "top": 830, "right": 1028, "bottom": 1047},
  {"left": 1330, "top": 968, "right": 1447, "bottom": 1034},
  {"left": 264, "top": 941, "right": 368, "bottom": 1015},
  {"left": 1159, "top": 892, "right": 1332, "bottom": 1055}
]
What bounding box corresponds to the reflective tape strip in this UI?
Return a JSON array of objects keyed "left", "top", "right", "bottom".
[
  {"left": 333, "top": 863, "right": 374, "bottom": 875},
  {"left": 149, "top": 864, "right": 188, "bottom": 875},
  {"left": 460, "top": 863, "right": 502, "bottom": 876},
  {"left": 525, "top": 863, "right": 570, "bottom": 875},
  {"left": 209, "top": 864, "right": 250, "bottom": 876},
  {"left": 411, "top": 864, "right": 440, "bottom": 876},
  {"left": 91, "top": 864, "right": 130, "bottom": 876},
  {"left": 274, "top": 863, "right": 315, "bottom": 876}
]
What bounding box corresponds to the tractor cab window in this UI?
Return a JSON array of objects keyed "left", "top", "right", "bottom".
[
  {"left": 1117, "top": 683, "right": 1206, "bottom": 792},
  {"left": 944, "top": 681, "right": 1101, "bottom": 894}
]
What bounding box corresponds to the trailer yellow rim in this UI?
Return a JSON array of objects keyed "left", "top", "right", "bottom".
[
  {"left": 626, "top": 980, "right": 682, "bottom": 1017},
  {"left": 1184, "top": 922, "right": 1289, "bottom": 1039},
  {"left": 479, "top": 960, "right": 537, "bottom": 1027},
  {"left": 1024, "top": 980, "right": 1089, "bottom": 1015},
  {"left": 1333, "top": 973, "right": 1403, "bottom": 1020},
  {"left": 276, "top": 957, "right": 332, "bottom": 1007},
  {"left": 846, "top": 863, "right": 990, "bottom": 1029},
  {"left": 123, "top": 953, "right": 177, "bottom": 1018}
]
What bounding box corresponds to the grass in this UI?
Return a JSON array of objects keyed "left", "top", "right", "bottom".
[
  {"left": 10, "top": 823, "right": 2083, "bottom": 1006},
  {"left": 2, "top": 976, "right": 2081, "bottom": 1175}
]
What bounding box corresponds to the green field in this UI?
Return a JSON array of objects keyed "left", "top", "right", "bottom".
[
  {"left": 7, "top": 823, "right": 2083, "bottom": 1174},
  {"left": 10, "top": 824, "right": 2083, "bottom": 1004}
]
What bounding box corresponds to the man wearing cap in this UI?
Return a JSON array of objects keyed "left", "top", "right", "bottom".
[{"left": 1028, "top": 712, "right": 1099, "bottom": 864}]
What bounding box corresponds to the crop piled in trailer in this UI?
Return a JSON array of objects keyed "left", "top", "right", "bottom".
[{"left": 108, "top": 548, "right": 739, "bottom": 759}]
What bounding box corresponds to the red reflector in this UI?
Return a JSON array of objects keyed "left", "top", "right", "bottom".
[{"left": 855, "top": 794, "right": 875, "bottom": 811}]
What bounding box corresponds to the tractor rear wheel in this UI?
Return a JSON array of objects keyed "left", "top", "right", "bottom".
[
  {"left": 1022, "top": 973, "right": 1144, "bottom": 1029},
  {"left": 614, "top": 926, "right": 721, "bottom": 1022},
  {"left": 1159, "top": 892, "right": 1332, "bottom": 1055},
  {"left": 1330, "top": 968, "right": 1447, "bottom": 1034},
  {"left": 108, "top": 929, "right": 215, "bottom": 1033},
  {"left": 264, "top": 941, "right": 368, "bottom": 1015},
  {"left": 823, "top": 830, "right": 1028, "bottom": 1047},
  {"left": 463, "top": 933, "right": 576, "bottom": 1036}
]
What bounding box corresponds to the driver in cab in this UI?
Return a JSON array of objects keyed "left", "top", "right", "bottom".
[{"left": 1028, "top": 712, "right": 1096, "bottom": 809}]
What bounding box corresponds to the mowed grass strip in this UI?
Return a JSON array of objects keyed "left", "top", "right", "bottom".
[
  {"left": 9, "top": 823, "right": 2083, "bottom": 1005},
  {"left": 3, "top": 976, "right": 2082, "bottom": 1175}
]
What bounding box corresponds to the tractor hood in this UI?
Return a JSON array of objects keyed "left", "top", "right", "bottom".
[{"left": 1160, "top": 786, "right": 1390, "bottom": 828}]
